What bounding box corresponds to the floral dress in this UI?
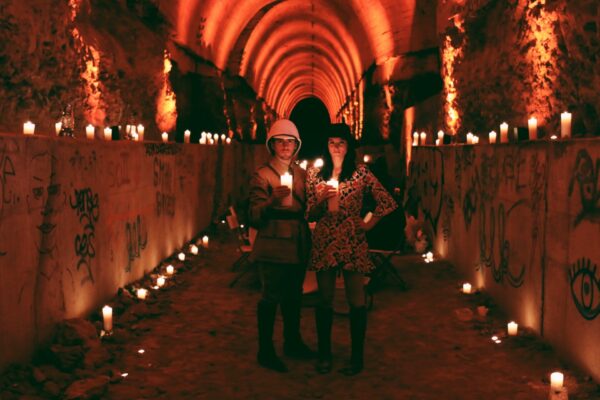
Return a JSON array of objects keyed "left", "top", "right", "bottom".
[{"left": 306, "top": 164, "right": 397, "bottom": 273}]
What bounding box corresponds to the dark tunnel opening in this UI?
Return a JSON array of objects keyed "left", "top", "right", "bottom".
[{"left": 289, "top": 97, "right": 331, "bottom": 160}]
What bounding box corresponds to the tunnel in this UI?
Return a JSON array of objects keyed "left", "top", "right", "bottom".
[{"left": 0, "top": 0, "right": 599, "bottom": 398}]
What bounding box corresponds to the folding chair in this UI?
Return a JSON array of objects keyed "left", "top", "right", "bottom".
[{"left": 366, "top": 244, "right": 408, "bottom": 296}]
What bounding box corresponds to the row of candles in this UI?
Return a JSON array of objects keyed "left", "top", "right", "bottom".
[
  {"left": 21, "top": 121, "right": 233, "bottom": 145},
  {"left": 413, "top": 112, "right": 573, "bottom": 146},
  {"left": 460, "top": 281, "right": 566, "bottom": 394}
]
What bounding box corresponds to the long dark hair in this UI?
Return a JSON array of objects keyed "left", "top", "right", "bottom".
[{"left": 318, "top": 123, "right": 356, "bottom": 182}]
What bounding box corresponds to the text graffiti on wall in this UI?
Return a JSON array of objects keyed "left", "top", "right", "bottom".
[
  {"left": 407, "top": 148, "right": 444, "bottom": 234},
  {"left": 125, "top": 215, "right": 148, "bottom": 272},
  {"left": 569, "top": 258, "right": 600, "bottom": 320},
  {"left": 568, "top": 149, "right": 600, "bottom": 226},
  {"left": 70, "top": 188, "right": 99, "bottom": 284},
  {"left": 0, "top": 150, "right": 17, "bottom": 256},
  {"left": 154, "top": 157, "right": 175, "bottom": 217}
]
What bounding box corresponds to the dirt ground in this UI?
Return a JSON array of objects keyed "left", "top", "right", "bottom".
[{"left": 3, "top": 231, "right": 599, "bottom": 399}]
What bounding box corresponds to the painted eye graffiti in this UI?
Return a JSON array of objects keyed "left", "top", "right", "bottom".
[{"left": 569, "top": 258, "right": 600, "bottom": 320}]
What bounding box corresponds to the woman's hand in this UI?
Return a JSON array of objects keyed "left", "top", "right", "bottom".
[
  {"left": 270, "top": 185, "right": 291, "bottom": 204},
  {"left": 315, "top": 183, "right": 338, "bottom": 204}
]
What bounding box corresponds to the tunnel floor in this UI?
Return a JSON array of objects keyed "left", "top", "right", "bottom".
[{"left": 4, "top": 230, "right": 599, "bottom": 399}]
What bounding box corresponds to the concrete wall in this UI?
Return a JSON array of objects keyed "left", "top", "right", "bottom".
[
  {"left": 409, "top": 139, "right": 600, "bottom": 381},
  {"left": 0, "top": 133, "right": 266, "bottom": 371}
]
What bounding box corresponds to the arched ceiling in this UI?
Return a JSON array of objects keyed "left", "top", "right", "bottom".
[{"left": 172, "top": 0, "right": 436, "bottom": 118}]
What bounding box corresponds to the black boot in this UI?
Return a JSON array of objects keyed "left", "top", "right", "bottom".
[
  {"left": 339, "top": 306, "right": 367, "bottom": 376},
  {"left": 315, "top": 306, "right": 333, "bottom": 374},
  {"left": 281, "top": 299, "right": 316, "bottom": 359},
  {"left": 257, "top": 300, "right": 288, "bottom": 372}
]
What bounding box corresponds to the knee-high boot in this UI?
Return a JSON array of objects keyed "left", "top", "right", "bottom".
[
  {"left": 257, "top": 300, "right": 288, "bottom": 372},
  {"left": 281, "top": 298, "right": 316, "bottom": 359},
  {"left": 340, "top": 306, "right": 367, "bottom": 376},
  {"left": 315, "top": 306, "right": 333, "bottom": 373}
]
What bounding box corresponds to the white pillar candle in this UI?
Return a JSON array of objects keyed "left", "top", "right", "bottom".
[
  {"left": 126, "top": 125, "right": 131, "bottom": 134},
  {"left": 300, "top": 160, "right": 308, "bottom": 170},
  {"left": 507, "top": 321, "right": 518, "bottom": 336},
  {"left": 156, "top": 276, "right": 166, "bottom": 287},
  {"left": 136, "top": 288, "right": 148, "bottom": 300},
  {"left": 55, "top": 122, "right": 62, "bottom": 135},
  {"left": 550, "top": 372, "right": 564, "bottom": 390},
  {"left": 412, "top": 132, "right": 418, "bottom": 146},
  {"left": 363, "top": 155, "right": 371, "bottom": 163},
  {"left": 560, "top": 112, "right": 571, "bottom": 139},
  {"left": 314, "top": 158, "right": 324, "bottom": 168},
  {"left": 166, "top": 265, "right": 175, "bottom": 275},
  {"left": 137, "top": 124, "right": 144, "bottom": 141},
  {"left": 184, "top": 130, "right": 191, "bottom": 144},
  {"left": 220, "top": 134, "right": 226, "bottom": 142},
  {"left": 473, "top": 135, "right": 480, "bottom": 144},
  {"left": 132, "top": 132, "right": 139, "bottom": 141},
  {"left": 435, "top": 138, "right": 441, "bottom": 146},
  {"left": 280, "top": 172, "right": 293, "bottom": 207},
  {"left": 528, "top": 117, "right": 538, "bottom": 140},
  {"left": 178, "top": 252, "right": 185, "bottom": 261},
  {"left": 489, "top": 131, "right": 497, "bottom": 144},
  {"left": 213, "top": 133, "right": 219, "bottom": 141},
  {"left": 462, "top": 283, "right": 472, "bottom": 294},
  {"left": 326, "top": 179, "right": 339, "bottom": 212},
  {"left": 161, "top": 132, "right": 168, "bottom": 143},
  {"left": 199, "top": 137, "right": 206, "bottom": 145},
  {"left": 420, "top": 132, "right": 427, "bottom": 145},
  {"left": 202, "top": 235, "right": 209, "bottom": 249},
  {"left": 209, "top": 138, "right": 215, "bottom": 145},
  {"left": 225, "top": 137, "right": 231, "bottom": 144},
  {"left": 86, "top": 124, "right": 95, "bottom": 139},
  {"left": 500, "top": 122, "right": 509, "bottom": 143},
  {"left": 190, "top": 244, "right": 198, "bottom": 255},
  {"left": 466, "top": 132, "right": 473, "bottom": 145},
  {"left": 102, "top": 305, "right": 113, "bottom": 332},
  {"left": 23, "top": 121, "right": 35, "bottom": 135},
  {"left": 103, "top": 127, "right": 112, "bottom": 141}
]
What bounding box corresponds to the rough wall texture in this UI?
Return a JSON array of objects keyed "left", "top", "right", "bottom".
[
  {"left": 409, "top": 140, "right": 600, "bottom": 381},
  {"left": 0, "top": 133, "right": 266, "bottom": 371}
]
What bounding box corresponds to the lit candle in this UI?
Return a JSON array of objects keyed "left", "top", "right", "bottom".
[
  {"left": 363, "top": 155, "right": 371, "bottom": 163},
  {"left": 86, "top": 124, "right": 95, "bottom": 139},
  {"left": 420, "top": 132, "right": 427, "bottom": 145},
  {"left": 213, "top": 133, "right": 219, "bottom": 141},
  {"left": 473, "top": 135, "right": 480, "bottom": 144},
  {"left": 184, "top": 130, "right": 191, "bottom": 144},
  {"left": 161, "top": 132, "right": 168, "bottom": 143},
  {"left": 528, "top": 117, "right": 538, "bottom": 140},
  {"left": 314, "top": 158, "right": 324, "bottom": 168},
  {"left": 437, "top": 130, "right": 444, "bottom": 143},
  {"left": 209, "top": 138, "right": 215, "bottom": 145},
  {"left": 132, "top": 132, "right": 139, "bottom": 141},
  {"left": 550, "top": 134, "right": 558, "bottom": 140},
  {"left": 466, "top": 132, "right": 473, "bottom": 145},
  {"left": 489, "top": 131, "right": 497, "bottom": 144},
  {"left": 126, "top": 125, "right": 131, "bottom": 134},
  {"left": 202, "top": 235, "right": 209, "bottom": 249},
  {"left": 363, "top": 211, "right": 373, "bottom": 224},
  {"left": 137, "top": 124, "right": 144, "bottom": 141},
  {"left": 280, "top": 172, "right": 293, "bottom": 207},
  {"left": 507, "top": 321, "right": 518, "bottom": 336},
  {"left": 104, "top": 127, "right": 112, "bottom": 141},
  {"left": 23, "top": 121, "right": 35, "bottom": 135},
  {"left": 435, "top": 138, "right": 441, "bottom": 146},
  {"left": 326, "top": 179, "right": 339, "bottom": 212},
  {"left": 550, "top": 372, "right": 564, "bottom": 390},
  {"left": 500, "top": 122, "right": 508, "bottom": 143},
  {"left": 190, "top": 244, "right": 199, "bottom": 255},
  {"left": 178, "top": 252, "right": 185, "bottom": 261},
  {"left": 220, "top": 134, "right": 226, "bottom": 142},
  {"left": 462, "top": 283, "right": 472, "bottom": 294},
  {"left": 199, "top": 136, "right": 206, "bottom": 145},
  {"left": 560, "top": 112, "right": 571, "bottom": 139},
  {"left": 157, "top": 276, "right": 166, "bottom": 287},
  {"left": 102, "top": 305, "right": 113, "bottom": 332},
  {"left": 412, "top": 132, "right": 418, "bottom": 146},
  {"left": 225, "top": 137, "right": 231, "bottom": 144},
  {"left": 55, "top": 122, "right": 62, "bottom": 136},
  {"left": 136, "top": 288, "right": 147, "bottom": 300},
  {"left": 300, "top": 160, "right": 308, "bottom": 170},
  {"left": 166, "top": 265, "right": 175, "bottom": 275}
]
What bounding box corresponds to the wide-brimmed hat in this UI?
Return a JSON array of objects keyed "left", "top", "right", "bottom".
[{"left": 266, "top": 119, "right": 302, "bottom": 156}]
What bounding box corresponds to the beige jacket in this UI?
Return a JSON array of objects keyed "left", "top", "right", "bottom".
[{"left": 248, "top": 159, "right": 310, "bottom": 265}]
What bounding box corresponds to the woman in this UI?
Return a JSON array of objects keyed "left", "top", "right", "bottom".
[{"left": 306, "top": 123, "right": 397, "bottom": 375}]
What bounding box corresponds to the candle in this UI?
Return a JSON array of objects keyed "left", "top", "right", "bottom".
[
  {"left": 489, "top": 131, "right": 497, "bottom": 144},
  {"left": 314, "top": 158, "right": 324, "bottom": 168},
  {"left": 507, "top": 321, "right": 518, "bottom": 336},
  {"left": 161, "top": 132, "right": 168, "bottom": 143},
  {"left": 209, "top": 138, "right": 215, "bottom": 145},
  {"left": 136, "top": 288, "right": 148, "bottom": 300},
  {"left": 280, "top": 172, "right": 293, "bottom": 207},
  {"left": 466, "top": 132, "right": 473, "bottom": 145},
  {"left": 202, "top": 235, "right": 209, "bottom": 249},
  {"left": 473, "top": 135, "right": 480, "bottom": 144},
  {"left": 326, "top": 179, "right": 339, "bottom": 212},
  {"left": 550, "top": 372, "right": 564, "bottom": 390},
  {"left": 500, "top": 122, "right": 508, "bottom": 143},
  {"left": 420, "top": 132, "right": 427, "bottom": 145},
  {"left": 363, "top": 211, "right": 373, "bottom": 224},
  {"left": 137, "top": 124, "right": 144, "bottom": 141},
  {"left": 213, "top": 133, "right": 219, "bottom": 141},
  {"left": 184, "top": 130, "right": 191, "bottom": 144},
  {"left": 462, "top": 283, "right": 472, "bottom": 294},
  {"left": 166, "top": 265, "right": 175, "bottom": 275},
  {"left": 157, "top": 276, "right": 166, "bottom": 287},
  {"left": 132, "top": 132, "right": 139, "bottom": 141},
  {"left": 560, "top": 112, "right": 571, "bottom": 139},
  {"left": 103, "top": 127, "right": 112, "bottom": 141},
  {"left": 300, "top": 160, "right": 308, "bottom": 170},
  {"left": 435, "top": 138, "right": 441, "bottom": 146},
  {"left": 190, "top": 244, "right": 199, "bottom": 255},
  {"left": 126, "top": 125, "right": 131, "bottom": 134},
  {"left": 23, "top": 121, "right": 35, "bottom": 135},
  {"left": 528, "top": 117, "right": 538, "bottom": 140},
  {"left": 220, "top": 134, "right": 226, "bottom": 142},
  {"left": 226, "top": 137, "right": 232, "bottom": 144},
  {"left": 199, "top": 136, "right": 206, "bottom": 145},
  {"left": 86, "top": 124, "right": 95, "bottom": 139},
  {"left": 102, "top": 305, "right": 113, "bottom": 332},
  {"left": 363, "top": 155, "right": 371, "bottom": 163},
  {"left": 413, "top": 132, "right": 418, "bottom": 146},
  {"left": 550, "top": 134, "right": 558, "bottom": 140},
  {"left": 55, "top": 122, "right": 62, "bottom": 136},
  {"left": 178, "top": 252, "right": 185, "bottom": 261}
]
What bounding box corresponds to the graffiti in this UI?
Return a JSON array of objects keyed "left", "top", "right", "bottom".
[
  {"left": 478, "top": 153, "right": 500, "bottom": 203},
  {"left": 454, "top": 151, "right": 462, "bottom": 202},
  {"left": 569, "top": 258, "right": 600, "bottom": 320},
  {"left": 145, "top": 143, "right": 181, "bottom": 156},
  {"left": 69, "top": 149, "right": 97, "bottom": 171},
  {"left": 407, "top": 148, "right": 444, "bottom": 234},
  {"left": 568, "top": 149, "right": 600, "bottom": 226},
  {"left": 154, "top": 157, "right": 176, "bottom": 217},
  {"left": 462, "top": 176, "right": 478, "bottom": 230},
  {"left": 107, "top": 152, "right": 131, "bottom": 189},
  {"left": 478, "top": 200, "right": 528, "bottom": 287},
  {"left": 501, "top": 150, "right": 527, "bottom": 192},
  {"left": 0, "top": 148, "right": 18, "bottom": 255},
  {"left": 125, "top": 215, "right": 148, "bottom": 272},
  {"left": 70, "top": 187, "right": 99, "bottom": 284},
  {"left": 442, "top": 194, "right": 454, "bottom": 242}
]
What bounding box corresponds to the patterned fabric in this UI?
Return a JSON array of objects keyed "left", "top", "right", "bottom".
[{"left": 306, "top": 164, "right": 397, "bottom": 272}]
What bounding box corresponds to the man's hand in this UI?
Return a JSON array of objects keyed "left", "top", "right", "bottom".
[
  {"left": 271, "top": 185, "right": 291, "bottom": 204},
  {"left": 315, "top": 183, "right": 338, "bottom": 204}
]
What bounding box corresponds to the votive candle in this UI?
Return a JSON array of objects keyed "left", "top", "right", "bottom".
[{"left": 102, "top": 305, "right": 113, "bottom": 332}]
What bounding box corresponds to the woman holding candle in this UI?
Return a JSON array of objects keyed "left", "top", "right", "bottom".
[
  {"left": 248, "top": 119, "right": 314, "bottom": 373},
  {"left": 306, "top": 123, "right": 397, "bottom": 375}
]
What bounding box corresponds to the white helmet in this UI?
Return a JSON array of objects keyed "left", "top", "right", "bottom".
[{"left": 266, "top": 119, "right": 302, "bottom": 157}]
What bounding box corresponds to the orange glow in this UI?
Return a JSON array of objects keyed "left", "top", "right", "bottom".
[
  {"left": 404, "top": 106, "right": 415, "bottom": 169},
  {"left": 156, "top": 51, "right": 178, "bottom": 133},
  {"left": 441, "top": 22, "right": 464, "bottom": 135}
]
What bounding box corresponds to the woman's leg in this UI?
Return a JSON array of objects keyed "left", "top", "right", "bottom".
[
  {"left": 340, "top": 270, "right": 368, "bottom": 376},
  {"left": 281, "top": 264, "right": 314, "bottom": 358},
  {"left": 314, "top": 269, "right": 336, "bottom": 373}
]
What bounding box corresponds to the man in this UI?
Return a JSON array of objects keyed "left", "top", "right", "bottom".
[{"left": 248, "top": 119, "right": 314, "bottom": 372}]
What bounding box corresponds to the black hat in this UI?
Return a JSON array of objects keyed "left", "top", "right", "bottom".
[{"left": 326, "top": 123, "right": 355, "bottom": 147}]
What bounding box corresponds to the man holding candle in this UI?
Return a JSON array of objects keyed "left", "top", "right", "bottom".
[{"left": 248, "top": 119, "right": 313, "bottom": 372}]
